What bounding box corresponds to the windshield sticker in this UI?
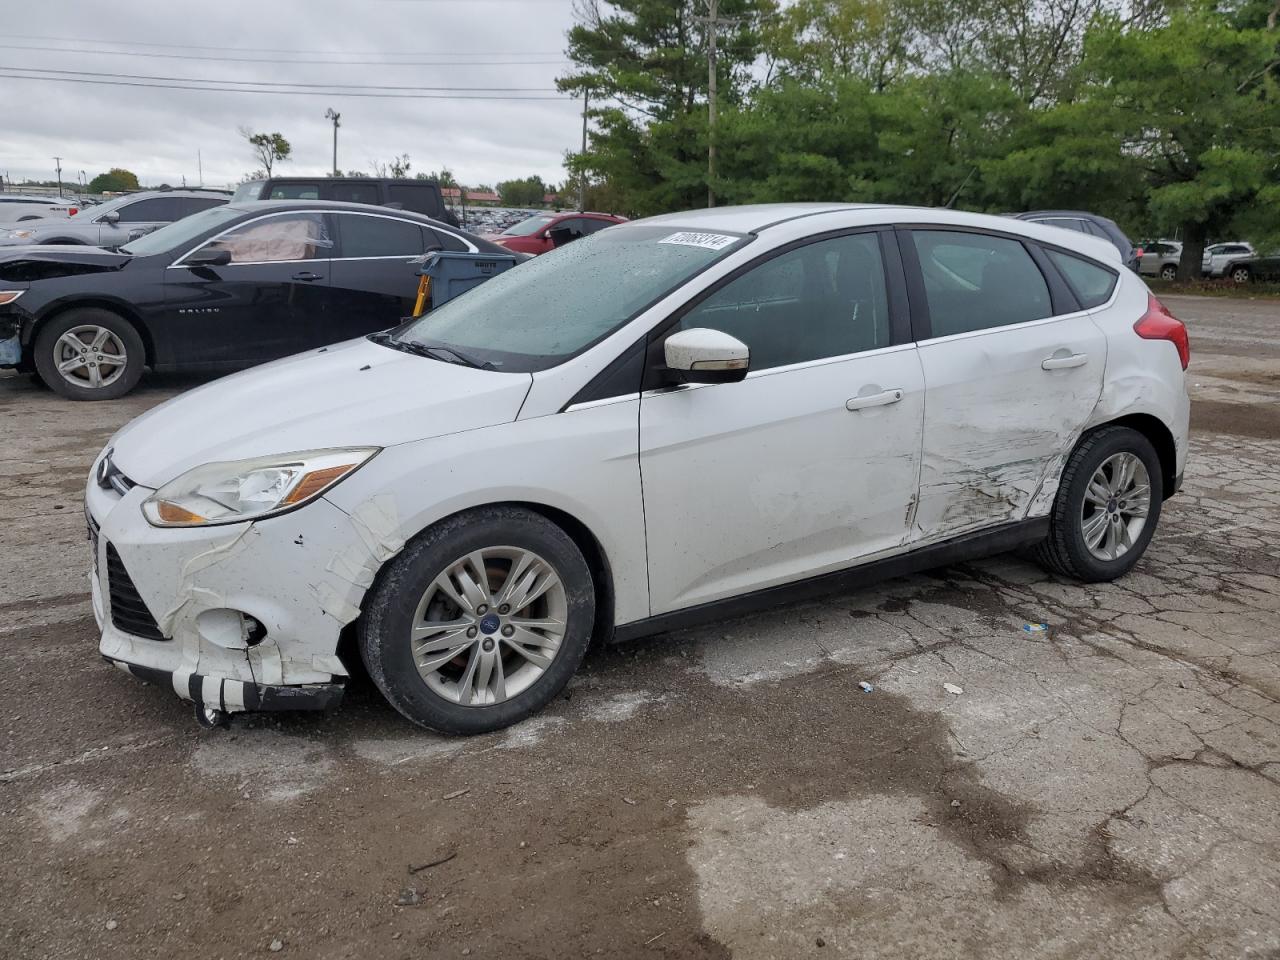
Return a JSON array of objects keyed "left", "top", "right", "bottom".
[{"left": 658, "top": 231, "right": 738, "bottom": 250}]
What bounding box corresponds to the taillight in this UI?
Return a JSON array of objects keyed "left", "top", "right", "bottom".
[
  {"left": 1134, "top": 293, "right": 1189, "bottom": 369},
  {"left": 1134, "top": 246, "right": 1144, "bottom": 259},
  {"left": 68, "top": 207, "right": 78, "bottom": 216}
]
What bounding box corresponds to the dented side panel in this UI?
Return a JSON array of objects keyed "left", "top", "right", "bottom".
[{"left": 914, "top": 312, "right": 1107, "bottom": 542}]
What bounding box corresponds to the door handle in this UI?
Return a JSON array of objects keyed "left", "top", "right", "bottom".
[
  {"left": 845, "top": 389, "right": 903, "bottom": 412},
  {"left": 292, "top": 271, "right": 323, "bottom": 282},
  {"left": 1041, "top": 353, "right": 1088, "bottom": 371}
]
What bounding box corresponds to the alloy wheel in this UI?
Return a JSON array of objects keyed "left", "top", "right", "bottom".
[
  {"left": 1080, "top": 452, "right": 1151, "bottom": 562},
  {"left": 53, "top": 325, "right": 128, "bottom": 390},
  {"left": 410, "top": 546, "right": 568, "bottom": 706}
]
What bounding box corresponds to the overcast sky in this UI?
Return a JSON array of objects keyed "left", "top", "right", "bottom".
[{"left": 0, "top": 0, "right": 584, "bottom": 192}]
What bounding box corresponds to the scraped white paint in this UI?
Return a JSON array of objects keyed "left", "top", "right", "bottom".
[
  {"left": 584, "top": 690, "right": 668, "bottom": 722},
  {"left": 349, "top": 736, "right": 465, "bottom": 766},
  {"left": 36, "top": 781, "right": 102, "bottom": 842}
]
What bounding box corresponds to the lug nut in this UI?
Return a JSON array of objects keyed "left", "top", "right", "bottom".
[
  {"left": 482, "top": 638, "right": 495, "bottom": 652},
  {"left": 466, "top": 626, "right": 478, "bottom": 638},
  {"left": 498, "top": 604, "right": 510, "bottom": 614},
  {"left": 501, "top": 625, "right": 514, "bottom": 637},
  {"left": 476, "top": 604, "right": 488, "bottom": 615}
]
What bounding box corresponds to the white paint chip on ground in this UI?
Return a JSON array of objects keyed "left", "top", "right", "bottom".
[
  {"left": 191, "top": 731, "right": 333, "bottom": 802},
  {"left": 943, "top": 683, "right": 964, "bottom": 695}
]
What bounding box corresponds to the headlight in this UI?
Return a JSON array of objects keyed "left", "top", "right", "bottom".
[
  {"left": 6, "top": 230, "right": 35, "bottom": 240},
  {"left": 142, "top": 447, "right": 378, "bottom": 527}
]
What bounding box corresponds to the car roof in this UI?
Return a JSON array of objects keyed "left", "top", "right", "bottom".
[{"left": 629, "top": 203, "right": 1123, "bottom": 264}]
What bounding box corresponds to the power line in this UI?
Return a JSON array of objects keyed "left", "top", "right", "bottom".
[
  {"left": 0, "top": 70, "right": 567, "bottom": 101},
  {"left": 0, "top": 43, "right": 567, "bottom": 67},
  {"left": 3, "top": 32, "right": 564, "bottom": 57},
  {"left": 1, "top": 66, "right": 559, "bottom": 92}
]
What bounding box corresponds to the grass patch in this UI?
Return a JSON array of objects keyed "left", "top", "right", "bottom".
[{"left": 1146, "top": 277, "right": 1280, "bottom": 299}]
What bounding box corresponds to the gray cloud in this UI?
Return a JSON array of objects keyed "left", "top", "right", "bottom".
[{"left": 0, "top": 0, "right": 582, "bottom": 190}]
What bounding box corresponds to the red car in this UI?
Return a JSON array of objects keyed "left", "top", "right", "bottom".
[{"left": 491, "top": 211, "right": 627, "bottom": 255}]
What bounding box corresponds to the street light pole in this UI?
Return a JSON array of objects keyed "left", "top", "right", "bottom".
[
  {"left": 324, "top": 108, "right": 341, "bottom": 176},
  {"left": 53, "top": 156, "right": 63, "bottom": 198}
]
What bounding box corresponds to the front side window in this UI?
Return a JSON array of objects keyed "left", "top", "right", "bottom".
[
  {"left": 329, "top": 182, "right": 381, "bottom": 205},
  {"left": 912, "top": 230, "right": 1052, "bottom": 337},
  {"left": 1046, "top": 249, "right": 1116, "bottom": 309},
  {"left": 117, "top": 198, "right": 176, "bottom": 223},
  {"left": 337, "top": 214, "right": 424, "bottom": 258},
  {"left": 394, "top": 224, "right": 749, "bottom": 372},
  {"left": 676, "top": 232, "right": 890, "bottom": 369},
  {"left": 268, "top": 183, "right": 322, "bottom": 200},
  {"left": 198, "top": 213, "right": 331, "bottom": 263}
]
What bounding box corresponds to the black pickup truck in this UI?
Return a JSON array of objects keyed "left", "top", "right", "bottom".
[{"left": 233, "top": 177, "right": 460, "bottom": 228}]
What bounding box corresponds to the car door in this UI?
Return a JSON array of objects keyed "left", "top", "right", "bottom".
[
  {"left": 108, "top": 197, "right": 177, "bottom": 249},
  {"left": 902, "top": 227, "right": 1107, "bottom": 542},
  {"left": 326, "top": 211, "right": 432, "bottom": 340},
  {"left": 162, "top": 211, "right": 334, "bottom": 365},
  {"left": 639, "top": 230, "right": 925, "bottom": 615}
]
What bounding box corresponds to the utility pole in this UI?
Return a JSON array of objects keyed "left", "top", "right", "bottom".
[
  {"left": 694, "top": 0, "right": 742, "bottom": 207},
  {"left": 578, "top": 88, "right": 589, "bottom": 211},
  {"left": 197, "top": 150, "right": 203, "bottom": 187},
  {"left": 706, "top": 0, "right": 718, "bottom": 207},
  {"left": 325, "top": 108, "right": 341, "bottom": 176},
  {"left": 53, "top": 156, "right": 63, "bottom": 198}
]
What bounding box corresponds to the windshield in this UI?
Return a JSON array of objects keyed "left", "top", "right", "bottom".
[
  {"left": 119, "top": 206, "right": 245, "bottom": 257},
  {"left": 392, "top": 224, "right": 748, "bottom": 372},
  {"left": 501, "top": 214, "right": 556, "bottom": 237},
  {"left": 232, "top": 180, "right": 264, "bottom": 202}
]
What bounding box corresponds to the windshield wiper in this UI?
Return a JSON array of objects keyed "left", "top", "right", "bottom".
[{"left": 367, "top": 332, "right": 495, "bottom": 370}]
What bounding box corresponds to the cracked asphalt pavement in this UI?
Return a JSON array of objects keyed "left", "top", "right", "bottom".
[{"left": 2, "top": 293, "right": 1278, "bottom": 959}]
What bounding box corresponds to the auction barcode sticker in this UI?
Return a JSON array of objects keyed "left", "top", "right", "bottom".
[{"left": 658, "top": 231, "right": 738, "bottom": 250}]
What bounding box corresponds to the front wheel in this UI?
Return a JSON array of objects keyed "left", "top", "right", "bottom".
[
  {"left": 1160, "top": 264, "right": 1177, "bottom": 281},
  {"left": 33, "top": 308, "right": 145, "bottom": 400},
  {"left": 1230, "top": 266, "right": 1251, "bottom": 284},
  {"left": 1033, "top": 426, "right": 1163, "bottom": 582},
  {"left": 358, "top": 506, "right": 596, "bottom": 734}
]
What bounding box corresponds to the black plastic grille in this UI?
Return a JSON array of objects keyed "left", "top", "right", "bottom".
[{"left": 105, "top": 543, "right": 167, "bottom": 641}]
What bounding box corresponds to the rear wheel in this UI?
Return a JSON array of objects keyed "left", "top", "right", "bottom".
[
  {"left": 33, "top": 308, "right": 145, "bottom": 401},
  {"left": 359, "top": 506, "right": 596, "bottom": 734},
  {"left": 1160, "top": 264, "right": 1177, "bottom": 281},
  {"left": 1033, "top": 426, "right": 1163, "bottom": 582}
]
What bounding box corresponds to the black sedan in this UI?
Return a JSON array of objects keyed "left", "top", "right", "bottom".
[{"left": 0, "top": 200, "right": 513, "bottom": 400}]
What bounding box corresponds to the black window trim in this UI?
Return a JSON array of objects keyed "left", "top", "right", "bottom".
[{"left": 894, "top": 223, "right": 1092, "bottom": 343}]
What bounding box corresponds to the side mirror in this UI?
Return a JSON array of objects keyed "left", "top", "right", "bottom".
[
  {"left": 99, "top": 210, "right": 120, "bottom": 224},
  {"left": 663, "top": 328, "right": 749, "bottom": 384},
  {"left": 184, "top": 247, "right": 232, "bottom": 267}
]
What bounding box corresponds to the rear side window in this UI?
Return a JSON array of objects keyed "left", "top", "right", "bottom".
[
  {"left": 911, "top": 230, "right": 1052, "bottom": 336},
  {"left": 337, "top": 214, "right": 424, "bottom": 258},
  {"left": 1045, "top": 249, "right": 1117, "bottom": 308},
  {"left": 426, "top": 228, "right": 468, "bottom": 252},
  {"left": 386, "top": 184, "right": 442, "bottom": 218},
  {"left": 174, "top": 197, "right": 227, "bottom": 217}
]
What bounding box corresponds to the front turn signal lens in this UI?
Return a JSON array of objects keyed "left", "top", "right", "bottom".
[{"left": 0, "top": 291, "right": 25, "bottom": 305}]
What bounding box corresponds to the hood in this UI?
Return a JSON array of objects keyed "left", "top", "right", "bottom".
[
  {"left": 0, "top": 246, "right": 131, "bottom": 283},
  {"left": 110, "top": 337, "right": 534, "bottom": 488}
]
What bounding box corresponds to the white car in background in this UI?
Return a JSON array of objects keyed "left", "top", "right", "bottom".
[
  {"left": 1202, "top": 242, "right": 1254, "bottom": 277},
  {"left": 0, "top": 195, "right": 79, "bottom": 223},
  {"left": 85, "top": 204, "right": 1190, "bottom": 734},
  {"left": 1138, "top": 240, "right": 1182, "bottom": 280}
]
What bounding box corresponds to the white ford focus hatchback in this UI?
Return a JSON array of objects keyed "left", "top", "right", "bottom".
[{"left": 86, "top": 204, "right": 1190, "bottom": 733}]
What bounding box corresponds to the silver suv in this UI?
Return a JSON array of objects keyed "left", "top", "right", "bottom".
[{"left": 0, "top": 190, "right": 229, "bottom": 249}]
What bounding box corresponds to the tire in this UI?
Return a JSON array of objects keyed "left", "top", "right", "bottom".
[
  {"left": 1160, "top": 264, "right": 1177, "bottom": 281},
  {"left": 33, "top": 308, "right": 145, "bottom": 401},
  {"left": 1230, "top": 266, "right": 1250, "bottom": 284},
  {"left": 358, "top": 506, "right": 596, "bottom": 735},
  {"left": 1033, "top": 426, "right": 1163, "bottom": 582}
]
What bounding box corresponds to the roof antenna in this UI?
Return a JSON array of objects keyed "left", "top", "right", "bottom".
[{"left": 945, "top": 166, "right": 978, "bottom": 209}]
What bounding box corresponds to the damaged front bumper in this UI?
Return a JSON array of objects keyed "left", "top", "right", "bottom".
[
  {"left": 0, "top": 314, "right": 22, "bottom": 367},
  {"left": 85, "top": 454, "right": 403, "bottom": 718}
]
